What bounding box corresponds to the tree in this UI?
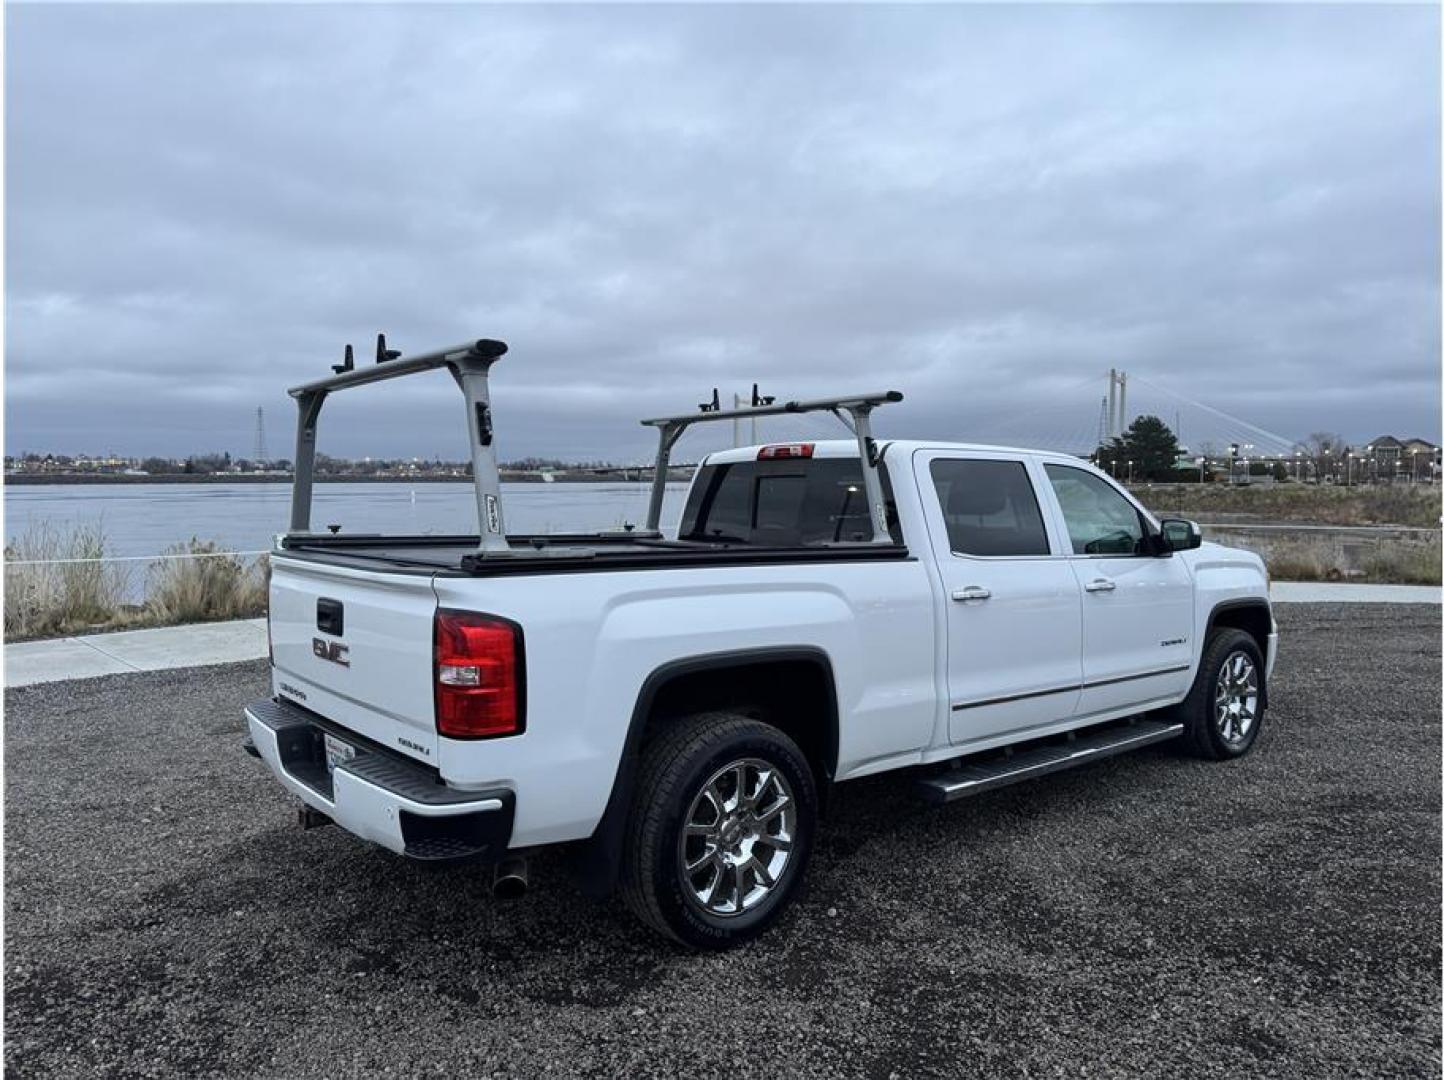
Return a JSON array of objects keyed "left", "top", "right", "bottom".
[
  {"left": 1096, "top": 415, "right": 1181, "bottom": 481},
  {"left": 1294, "top": 431, "right": 1345, "bottom": 482}
]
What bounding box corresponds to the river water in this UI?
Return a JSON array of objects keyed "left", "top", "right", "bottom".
[{"left": 3, "top": 481, "right": 691, "bottom": 559}]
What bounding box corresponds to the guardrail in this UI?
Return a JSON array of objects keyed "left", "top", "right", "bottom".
[{"left": 3, "top": 549, "right": 270, "bottom": 566}]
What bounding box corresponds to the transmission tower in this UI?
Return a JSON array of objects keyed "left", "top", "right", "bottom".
[{"left": 253, "top": 406, "right": 268, "bottom": 466}]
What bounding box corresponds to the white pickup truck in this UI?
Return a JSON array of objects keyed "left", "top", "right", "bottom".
[{"left": 245, "top": 336, "right": 1277, "bottom": 948}]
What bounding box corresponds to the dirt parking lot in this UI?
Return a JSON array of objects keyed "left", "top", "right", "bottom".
[{"left": 5, "top": 604, "right": 1440, "bottom": 1078}]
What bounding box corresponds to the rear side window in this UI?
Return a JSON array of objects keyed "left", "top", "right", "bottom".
[
  {"left": 679, "top": 459, "right": 900, "bottom": 545},
  {"left": 1043, "top": 464, "right": 1147, "bottom": 555},
  {"left": 929, "top": 459, "right": 1050, "bottom": 557}
]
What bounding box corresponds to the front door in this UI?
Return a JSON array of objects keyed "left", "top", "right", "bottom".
[
  {"left": 916, "top": 451, "right": 1085, "bottom": 748},
  {"left": 1040, "top": 463, "right": 1195, "bottom": 718}
]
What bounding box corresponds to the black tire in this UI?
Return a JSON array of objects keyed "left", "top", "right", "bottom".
[
  {"left": 1169, "top": 627, "right": 1267, "bottom": 760},
  {"left": 620, "top": 711, "right": 816, "bottom": 949}
]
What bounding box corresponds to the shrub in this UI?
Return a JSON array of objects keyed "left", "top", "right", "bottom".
[
  {"left": 1251, "top": 534, "right": 1440, "bottom": 584},
  {"left": 3, "top": 519, "right": 131, "bottom": 640},
  {"left": 144, "top": 541, "right": 269, "bottom": 625},
  {"left": 1262, "top": 538, "right": 1342, "bottom": 582},
  {"left": 1357, "top": 544, "right": 1442, "bottom": 586}
]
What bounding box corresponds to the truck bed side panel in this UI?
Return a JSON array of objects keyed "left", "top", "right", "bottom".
[{"left": 431, "top": 559, "right": 937, "bottom": 848}]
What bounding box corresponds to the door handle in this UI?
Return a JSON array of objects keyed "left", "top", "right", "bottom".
[
  {"left": 951, "top": 586, "right": 992, "bottom": 602},
  {"left": 1085, "top": 578, "right": 1116, "bottom": 593}
]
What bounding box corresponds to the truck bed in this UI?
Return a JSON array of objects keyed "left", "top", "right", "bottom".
[{"left": 277, "top": 533, "right": 912, "bottom": 577}]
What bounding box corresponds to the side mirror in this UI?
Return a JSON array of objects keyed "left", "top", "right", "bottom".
[{"left": 1159, "top": 518, "right": 1203, "bottom": 552}]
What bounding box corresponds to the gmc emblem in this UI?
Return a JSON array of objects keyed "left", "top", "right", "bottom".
[{"left": 313, "top": 637, "right": 350, "bottom": 667}]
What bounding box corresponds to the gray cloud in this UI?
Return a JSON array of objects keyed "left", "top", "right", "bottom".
[{"left": 7, "top": 3, "right": 1439, "bottom": 462}]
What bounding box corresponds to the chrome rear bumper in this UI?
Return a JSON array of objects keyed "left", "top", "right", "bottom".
[{"left": 244, "top": 697, "right": 513, "bottom": 861}]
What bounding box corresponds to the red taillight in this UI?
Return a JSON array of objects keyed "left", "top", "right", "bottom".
[
  {"left": 433, "top": 609, "right": 525, "bottom": 739},
  {"left": 757, "top": 443, "right": 814, "bottom": 460}
]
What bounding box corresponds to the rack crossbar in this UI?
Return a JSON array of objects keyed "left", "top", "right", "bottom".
[
  {"left": 639, "top": 389, "right": 904, "bottom": 543},
  {"left": 640, "top": 390, "right": 901, "bottom": 428},
  {"left": 287, "top": 340, "right": 507, "bottom": 398}
]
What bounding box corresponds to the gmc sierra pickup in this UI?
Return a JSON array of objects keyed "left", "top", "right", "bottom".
[{"left": 245, "top": 336, "right": 1277, "bottom": 948}]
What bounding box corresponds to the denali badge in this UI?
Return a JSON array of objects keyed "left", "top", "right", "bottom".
[{"left": 313, "top": 637, "right": 350, "bottom": 667}]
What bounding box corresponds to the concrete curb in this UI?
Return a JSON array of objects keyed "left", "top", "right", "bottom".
[{"left": 3, "top": 583, "right": 1438, "bottom": 688}]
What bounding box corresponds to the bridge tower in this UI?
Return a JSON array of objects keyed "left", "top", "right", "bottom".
[{"left": 1106, "top": 369, "right": 1129, "bottom": 438}]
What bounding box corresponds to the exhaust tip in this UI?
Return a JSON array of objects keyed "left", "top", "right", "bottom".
[
  {"left": 297, "top": 804, "right": 333, "bottom": 831},
  {"left": 492, "top": 856, "right": 528, "bottom": 900}
]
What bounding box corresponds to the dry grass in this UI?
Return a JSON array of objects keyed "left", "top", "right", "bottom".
[
  {"left": 1136, "top": 483, "right": 1442, "bottom": 528},
  {"left": 144, "top": 540, "right": 269, "bottom": 625},
  {"left": 4, "top": 523, "right": 269, "bottom": 642},
  {"left": 1356, "top": 544, "right": 1443, "bottom": 585},
  {"left": 3, "top": 520, "right": 133, "bottom": 640},
  {"left": 1261, "top": 538, "right": 1344, "bottom": 582},
  {"left": 1257, "top": 536, "right": 1441, "bottom": 585}
]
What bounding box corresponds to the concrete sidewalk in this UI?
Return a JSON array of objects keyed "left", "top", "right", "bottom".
[
  {"left": 1269, "top": 582, "right": 1440, "bottom": 604},
  {"left": 5, "top": 619, "right": 267, "bottom": 688},
  {"left": 3, "top": 582, "right": 1439, "bottom": 689}
]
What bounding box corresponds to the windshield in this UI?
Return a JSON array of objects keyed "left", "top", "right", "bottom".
[{"left": 678, "top": 458, "right": 901, "bottom": 546}]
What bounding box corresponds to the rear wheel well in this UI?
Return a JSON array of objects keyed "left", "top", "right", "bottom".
[
  {"left": 570, "top": 650, "right": 838, "bottom": 899},
  {"left": 639, "top": 656, "right": 838, "bottom": 787}
]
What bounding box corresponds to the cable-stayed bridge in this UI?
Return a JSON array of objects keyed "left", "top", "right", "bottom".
[
  {"left": 600, "top": 368, "right": 1307, "bottom": 478},
  {"left": 949, "top": 368, "right": 1299, "bottom": 460}
]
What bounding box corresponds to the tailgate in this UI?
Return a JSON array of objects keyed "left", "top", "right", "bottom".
[{"left": 269, "top": 555, "right": 439, "bottom": 764}]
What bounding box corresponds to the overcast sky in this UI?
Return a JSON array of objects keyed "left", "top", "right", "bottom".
[{"left": 7, "top": 3, "right": 1440, "bottom": 463}]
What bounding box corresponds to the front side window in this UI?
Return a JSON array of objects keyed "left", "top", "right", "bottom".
[
  {"left": 929, "top": 458, "right": 1050, "bottom": 557},
  {"left": 1044, "top": 464, "right": 1147, "bottom": 555}
]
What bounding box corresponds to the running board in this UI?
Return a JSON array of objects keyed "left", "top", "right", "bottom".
[{"left": 916, "top": 719, "right": 1184, "bottom": 804}]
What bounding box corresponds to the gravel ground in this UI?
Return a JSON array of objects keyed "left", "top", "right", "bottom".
[{"left": 5, "top": 604, "right": 1439, "bottom": 1078}]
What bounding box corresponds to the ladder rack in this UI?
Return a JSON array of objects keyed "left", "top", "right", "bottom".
[
  {"left": 286, "top": 336, "right": 513, "bottom": 555},
  {"left": 638, "top": 389, "right": 904, "bottom": 543},
  {"left": 284, "top": 331, "right": 905, "bottom": 554}
]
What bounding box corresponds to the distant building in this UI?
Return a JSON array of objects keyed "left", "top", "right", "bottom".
[{"left": 1365, "top": 435, "right": 1440, "bottom": 480}]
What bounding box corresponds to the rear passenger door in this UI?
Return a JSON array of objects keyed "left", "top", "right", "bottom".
[{"left": 915, "top": 451, "right": 1084, "bottom": 748}]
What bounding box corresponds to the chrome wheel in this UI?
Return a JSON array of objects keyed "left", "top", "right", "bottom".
[
  {"left": 1214, "top": 650, "right": 1259, "bottom": 746},
  {"left": 679, "top": 757, "right": 796, "bottom": 917}
]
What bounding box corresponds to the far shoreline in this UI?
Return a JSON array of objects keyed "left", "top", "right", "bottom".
[{"left": 4, "top": 471, "right": 695, "bottom": 487}]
